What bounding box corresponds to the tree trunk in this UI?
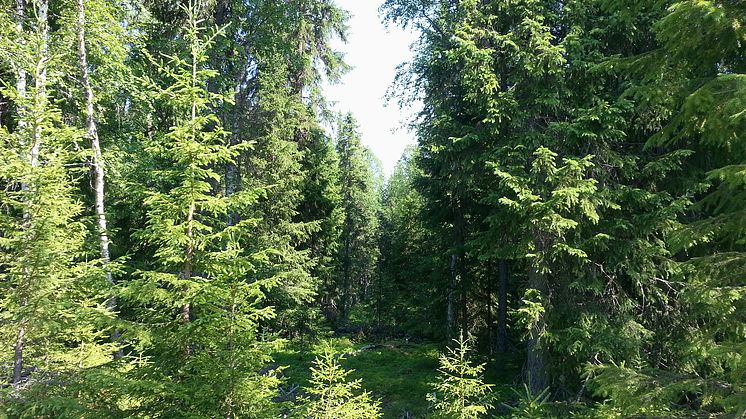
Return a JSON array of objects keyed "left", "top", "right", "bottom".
[
  {"left": 447, "top": 248, "right": 468, "bottom": 342},
  {"left": 13, "top": 324, "right": 26, "bottom": 385},
  {"left": 448, "top": 179, "right": 467, "bottom": 341},
  {"left": 14, "top": 0, "right": 26, "bottom": 129},
  {"left": 526, "top": 252, "right": 549, "bottom": 394},
  {"left": 497, "top": 259, "right": 508, "bottom": 353},
  {"left": 460, "top": 261, "right": 468, "bottom": 340},
  {"left": 225, "top": 154, "right": 240, "bottom": 224},
  {"left": 486, "top": 260, "right": 493, "bottom": 355},
  {"left": 447, "top": 253, "right": 457, "bottom": 341},
  {"left": 340, "top": 219, "right": 351, "bottom": 324},
  {"left": 30, "top": 0, "right": 47, "bottom": 167},
  {"left": 26, "top": 0, "right": 47, "bottom": 166},
  {"left": 75, "top": 0, "right": 121, "bottom": 358},
  {"left": 179, "top": 47, "right": 199, "bottom": 357},
  {"left": 452, "top": 174, "right": 467, "bottom": 340},
  {"left": 182, "top": 201, "right": 195, "bottom": 324},
  {"left": 14, "top": 0, "right": 47, "bottom": 386},
  {"left": 12, "top": 0, "right": 27, "bottom": 388}
]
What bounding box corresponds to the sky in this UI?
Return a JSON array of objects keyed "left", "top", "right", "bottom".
[{"left": 323, "top": 0, "right": 420, "bottom": 177}]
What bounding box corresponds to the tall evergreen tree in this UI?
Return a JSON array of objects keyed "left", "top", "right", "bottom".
[
  {"left": 0, "top": 1, "right": 120, "bottom": 414},
  {"left": 335, "top": 113, "right": 381, "bottom": 324},
  {"left": 119, "top": 6, "right": 279, "bottom": 415},
  {"left": 379, "top": 146, "right": 447, "bottom": 336}
]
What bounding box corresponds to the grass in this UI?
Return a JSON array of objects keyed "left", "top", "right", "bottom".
[
  {"left": 272, "top": 335, "right": 521, "bottom": 418},
  {"left": 273, "top": 336, "right": 440, "bottom": 417}
]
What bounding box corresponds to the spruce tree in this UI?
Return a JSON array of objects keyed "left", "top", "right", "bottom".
[
  {"left": 428, "top": 335, "right": 495, "bottom": 419},
  {"left": 119, "top": 5, "right": 279, "bottom": 416},
  {"left": 379, "top": 146, "right": 447, "bottom": 336},
  {"left": 0, "top": 1, "right": 119, "bottom": 415},
  {"left": 335, "top": 113, "right": 381, "bottom": 325},
  {"left": 298, "top": 346, "right": 382, "bottom": 419}
]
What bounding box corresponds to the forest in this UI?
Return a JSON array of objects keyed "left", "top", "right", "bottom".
[{"left": 0, "top": 0, "right": 744, "bottom": 417}]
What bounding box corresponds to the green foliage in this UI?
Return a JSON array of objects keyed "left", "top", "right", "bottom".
[
  {"left": 118, "top": 6, "right": 279, "bottom": 416},
  {"left": 504, "top": 384, "right": 550, "bottom": 419},
  {"left": 0, "top": 2, "right": 120, "bottom": 415},
  {"left": 378, "top": 147, "right": 447, "bottom": 337},
  {"left": 382, "top": 0, "right": 744, "bottom": 416},
  {"left": 275, "top": 337, "right": 443, "bottom": 418},
  {"left": 492, "top": 147, "right": 603, "bottom": 273},
  {"left": 1, "top": 0, "right": 744, "bottom": 417},
  {"left": 427, "top": 335, "right": 495, "bottom": 418},
  {"left": 335, "top": 113, "right": 382, "bottom": 324},
  {"left": 299, "top": 345, "right": 382, "bottom": 419}
]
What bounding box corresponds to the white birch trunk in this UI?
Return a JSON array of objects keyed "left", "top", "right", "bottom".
[{"left": 75, "top": 0, "right": 121, "bottom": 357}]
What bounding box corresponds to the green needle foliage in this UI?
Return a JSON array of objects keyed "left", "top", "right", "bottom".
[
  {"left": 428, "top": 335, "right": 495, "bottom": 419},
  {"left": 335, "top": 113, "right": 381, "bottom": 325},
  {"left": 0, "top": 2, "right": 121, "bottom": 415},
  {"left": 119, "top": 4, "right": 279, "bottom": 416},
  {"left": 504, "top": 384, "right": 550, "bottom": 419},
  {"left": 0, "top": 0, "right": 743, "bottom": 417},
  {"left": 299, "top": 345, "right": 382, "bottom": 419}
]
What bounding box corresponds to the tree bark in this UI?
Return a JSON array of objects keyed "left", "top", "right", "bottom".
[
  {"left": 181, "top": 41, "right": 199, "bottom": 350},
  {"left": 449, "top": 163, "right": 467, "bottom": 341},
  {"left": 447, "top": 253, "right": 457, "bottom": 341},
  {"left": 497, "top": 259, "right": 508, "bottom": 353},
  {"left": 448, "top": 174, "right": 467, "bottom": 340},
  {"left": 14, "top": 0, "right": 26, "bottom": 129},
  {"left": 12, "top": 326, "right": 25, "bottom": 385},
  {"left": 486, "top": 259, "right": 493, "bottom": 355},
  {"left": 14, "top": 0, "right": 48, "bottom": 386},
  {"left": 12, "top": 0, "right": 27, "bottom": 388},
  {"left": 29, "top": 0, "right": 47, "bottom": 167},
  {"left": 75, "top": 0, "right": 121, "bottom": 358},
  {"left": 182, "top": 202, "right": 195, "bottom": 323},
  {"left": 340, "top": 210, "right": 352, "bottom": 324},
  {"left": 526, "top": 242, "right": 549, "bottom": 394}
]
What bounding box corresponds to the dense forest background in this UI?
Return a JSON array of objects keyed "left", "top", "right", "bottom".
[{"left": 0, "top": 0, "right": 744, "bottom": 417}]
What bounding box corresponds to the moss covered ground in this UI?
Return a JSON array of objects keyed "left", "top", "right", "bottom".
[{"left": 273, "top": 336, "right": 522, "bottom": 418}]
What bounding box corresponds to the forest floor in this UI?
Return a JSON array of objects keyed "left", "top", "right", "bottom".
[{"left": 273, "top": 336, "right": 521, "bottom": 418}]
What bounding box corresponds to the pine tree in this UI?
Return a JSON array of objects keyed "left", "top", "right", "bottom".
[
  {"left": 298, "top": 130, "right": 345, "bottom": 327},
  {"left": 586, "top": 1, "right": 746, "bottom": 416}
]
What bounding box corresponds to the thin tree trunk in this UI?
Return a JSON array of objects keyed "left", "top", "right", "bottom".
[
  {"left": 225, "top": 155, "right": 239, "bottom": 224},
  {"left": 14, "top": 0, "right": 47, "bottom": 386},
  {"left": 341, "top": 219, "right": 351, "bottom": 324},
  {"left": 26, "top": 0, "right": 47, "bottom": 166},
  {"left": 14, "top": 0, "right": 26, "bottom": 129},
  {"left": 526, "top": 233, "right": 549, "bottom": 394},
  {"left": 75, "top": 0, "right": 121, "bottom": 358},
  {"left": 460, "top": 271, "right": 468, "bottom": 340},
  {"left": 182, "top": 202, "right": 195, "bottom": 323},
  {"left": 452, "top": 173, "right": 467, "bottom": 340},
  {"left": 447, "top": 254, "right": 457, "bottom": 341},
  {"left": 12, "top": 326, "right": 25, "bottom": 385},
  {"left": 181, "top": 41, "right": 198, "bottom": 346},
  {"left": 497, "top": 259, "right": 508, "bottom": 353},
  {"left": 181, "top": 201, "right": 194, "bottom": 357},
  {"left": 486, "top": 260, "right": 493, "bottom": 355},
  {"left": 12, "top": 0, "right": 27, "bottom": 388},
  {"left": 30, "top": 0, "right": 47, "bottom": 167}
]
